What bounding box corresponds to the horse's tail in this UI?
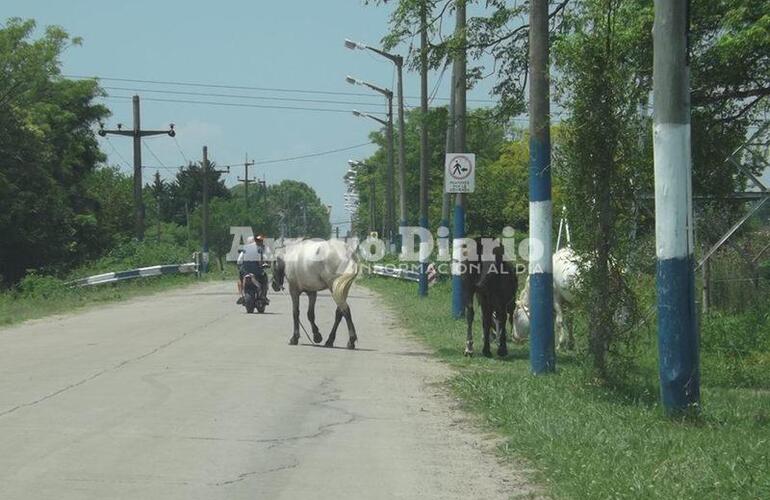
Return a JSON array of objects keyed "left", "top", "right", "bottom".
[{"left": 331, "top": 255, "right": 359, "bottom": 311}]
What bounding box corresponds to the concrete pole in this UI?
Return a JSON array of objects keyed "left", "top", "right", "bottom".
[
  {"left": 154, "top": 170, "right": 162, "bottom": 244},
  {"left": 132, "top": 95, "right": 144, "bottom": 241},
  {"left": 451, "top": 0, "right": 467, "bottom": 318},
  {"left": 528, "top": 0, "right": 555, "bottom": 374},
  {"left": 653, "top": 0, "right": 700, "bottom": 414},
  {"left": 396, "top": 58, "right": 408, "bottom": 239},
  {"left": 202, "top": 146, "right": 209, "bottom": 273},
  {"left": 386, "top": 93, "right": 396, "bottom": 249},
  {"left": 418, "top": 1, "right": 430, "bottom": 297}
]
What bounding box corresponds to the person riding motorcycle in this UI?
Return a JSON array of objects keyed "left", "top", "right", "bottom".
[{"left": 236, "top": 234, "right": 269, "bottom": 305}]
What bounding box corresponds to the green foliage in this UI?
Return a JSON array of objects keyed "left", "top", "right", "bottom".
[
  {"left": 16, "top": 273, "right": 69, "bottom": 299},
  {"left": 71, "top": 239, "right": 193, "bottom": 278},
  {"left": 0, "top": 18, "right": 109, "bottom": 285},
  {"left": 353, "top": 106, "right": 510, "bottom": 236},
  {"left": 701, "top": 304, "right": 770, "bottom": 388}
]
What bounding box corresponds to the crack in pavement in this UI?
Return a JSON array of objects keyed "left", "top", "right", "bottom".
[
  {"left": 0, "top": 312, "right": 229, "bottom": 419},
  {"left": 212, "top": 459, "right": 300, "bottom": 487}
]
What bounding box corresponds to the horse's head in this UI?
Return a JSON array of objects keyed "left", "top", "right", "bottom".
[{"left": 271, "top": 256, "right": 285, "bottom": 292}]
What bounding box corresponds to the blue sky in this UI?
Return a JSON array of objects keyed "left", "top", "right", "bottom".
[{"left": 4, "top": 0, "right": 499, "bottom": 233}]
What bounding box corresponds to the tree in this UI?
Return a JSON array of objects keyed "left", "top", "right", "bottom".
[
  {"left": 0, "top": 19, "right": 109, "bottom": 284},
  {"left": 162, "top": 162, "right": 230, "bottom": 227}
]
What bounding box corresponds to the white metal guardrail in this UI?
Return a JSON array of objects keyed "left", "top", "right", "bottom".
[
  {"left": 371, "top": 264, "right": 438, "bottom": 284},
  {"left": 68, "top": 263, "right": 198, "bottom": 287}
]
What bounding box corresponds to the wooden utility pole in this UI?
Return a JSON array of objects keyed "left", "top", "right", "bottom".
[
  {"left": 653, "top": 0, "right": 700, "bottom": 414},
  {"left": 154, "top": 170, "right": 163, "bottom": 243},
  {"left": 98, "top": 95, "right": 175, "bottom": 241},
  {"left": 202, "top": 146, "right": 210, "bottom": 273},
  {"left": 528, "top": 0, "right": 556, "bottom": 374},
  {"left": 236, "top": 154, "right": 256, "bottom": 207},
  {"left": 418, "top": 1, "right": 430, "bottom": 296}
]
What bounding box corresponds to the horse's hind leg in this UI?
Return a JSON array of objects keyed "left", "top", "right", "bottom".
[
  {"left": 497, "top": 305, "right": 508, "bottom": 357},
  {"left": 307, "top": 291, "right": 322, "bottom": 344},
  {"left": 289, "top": 290, "right": 300, "bottom": 345},
  {"left": 343, "top": 307, "right": 357, "bottom": 350},
  {"left": 325, "top": 307, "right": 343, "bottom": 348}
]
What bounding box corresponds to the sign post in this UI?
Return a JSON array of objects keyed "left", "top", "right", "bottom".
[{"left": 446, "top": 153, "right": 475, "bottom": 318}]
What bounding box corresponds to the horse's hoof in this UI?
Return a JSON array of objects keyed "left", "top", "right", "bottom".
[
  {"left": 289, "top": 336, "right": 299, "bottom": 346},
  {"left": 463, "top": 350, "right": 473, "bottom": 357},
  {"left": 324, "top": 339, "right": 334, "bottom": 348},
  {"left": 482, "top": 347, "right": 492, "bottom": 358},
  {"left": 313, "top": 333, "right": 323, "bottom": 344},
  {"left": 497, "top": 345, "right": 508, "bottom": 357},
  {"left": 347, "top": 340, "right": 356, "bottom": 350}
]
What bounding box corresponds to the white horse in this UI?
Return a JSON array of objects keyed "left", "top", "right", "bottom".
[
  {"left": 271, "top": 239, "right": 359, "bottom": 348},
  {"left": 512, "top": 247, "right": 579, "bottom": 350}
]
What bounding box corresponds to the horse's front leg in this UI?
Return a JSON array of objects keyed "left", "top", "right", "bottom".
[
  {"left": 325, "top": 307, "right": 343, "bottom": 348},
  {"left": 289, "top": 289, "right": 301, "bottom": 345},
  {"left": 481, "top": 304, "right": 493, "bottom": 358},
  {"left": 464, "top": 299, "right": 475, "bottom": 357},
  {"left": 342, "top": 307, "right": 357, "bottom": 349},
  {"left": 306, "top": 291, "right": 322, "bottom": 343}
]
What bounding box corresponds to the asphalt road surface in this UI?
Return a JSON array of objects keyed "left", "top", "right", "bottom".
[{"left": 0, "top": 281, "right": 536, "bottom": 499}]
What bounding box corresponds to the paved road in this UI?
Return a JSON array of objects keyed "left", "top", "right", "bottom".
[{"left": 0, "top": 281, "right": 535, "bottom": 499}]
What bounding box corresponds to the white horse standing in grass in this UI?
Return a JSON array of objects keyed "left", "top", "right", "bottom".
[
  {"left": 513, "top": 247, "right": 579, "bottom": 350},
  {"left": 271, "top": 239, "right": 359, "bottom": 348}
]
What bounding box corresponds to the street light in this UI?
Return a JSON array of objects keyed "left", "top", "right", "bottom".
[
  {"left": 346, "top": 76, "right": 395, "bottom": 249},
  {"left": 345, "top": 38, "right": 407, "bottom": 247}
]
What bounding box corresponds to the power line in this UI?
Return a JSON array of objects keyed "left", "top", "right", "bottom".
[
  {"left": 65, "top": 74, "right": 498, "bottom": 103},
  {"left": 102, "top": 94, "right": 388, "bottom": 115},
  {"left": 102, "top": 136, "right": 130, "bottom": 168},
  {"left": 101, "top": 85, "right": 391, "bottom": 107},
  {"left": 172, "top": 135, "right": 190, "bottom": 164},
  {"left": 142, "top": 139, "right": 169, "bottom": 169},
  {"left": 252, "top": 142, "right": 375, "bottom": 166}
]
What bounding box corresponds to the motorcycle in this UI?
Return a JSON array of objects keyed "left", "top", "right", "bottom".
[{"left": 242, "top": 265, "right": 270, "bottom": 314}]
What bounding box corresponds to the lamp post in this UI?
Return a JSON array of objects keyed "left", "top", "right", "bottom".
[
  {"left": 345, "top": 39, "right": 407, "bottom": 249},
  {"left": 347, "top": 77, "right": 395, "bottom": 250}
]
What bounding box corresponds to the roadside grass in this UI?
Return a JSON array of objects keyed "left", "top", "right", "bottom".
[
  {"left": 363, "top": 276, "right": 770, "bottom": 499},
  {"left": 0, "top": 243, "right": 239, "bottom": 328},
  {"left": 0, "top": 274, "right": 201, "bottom": 327}
]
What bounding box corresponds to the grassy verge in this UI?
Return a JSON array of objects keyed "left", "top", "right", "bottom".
[
  {"left": 363, "top": 276, "right": 770, "bottom": 499},
  {"left": 0, "top": 274, "right": 204, "bottom": 328},
  {"left": 0, "top": 240, "right": 240, "bottom": 328}
]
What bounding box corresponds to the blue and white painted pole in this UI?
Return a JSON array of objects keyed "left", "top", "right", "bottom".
[
  {"left": 528, "top": 0, "right": 555, "bottom": 374},
  {"left": 653, "top": 0, "right": 700, "bottom": 414}
]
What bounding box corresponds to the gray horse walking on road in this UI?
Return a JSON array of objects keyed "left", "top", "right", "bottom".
[{"left": 271, "top": 239, "right": 359, "bottom": 348}]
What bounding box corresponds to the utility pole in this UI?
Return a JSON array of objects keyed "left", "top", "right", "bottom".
[
  {"left": 653, "top": 0, "right": 699, "bottom": 414},
  {"left": 236, "top": 154, "right": 256, "bottom": 207},
  {"left": 154, "top": 170, "right": 162, "bottom": 244},
  {"left": 451, "top": 0, "right": 467, "bottom": 316},
  {"left": 98, "top": 95, "right": 175, "bottom": 241},
  {"left": 202, "top": 146, "right": 210, "bottom": 273},
  {"left": 528, "top": 0, "right": 555, "bottom": 374},
  {"left": 418, "top": 0, "right": 430, "bottom": 296}
]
